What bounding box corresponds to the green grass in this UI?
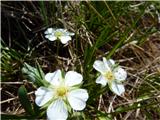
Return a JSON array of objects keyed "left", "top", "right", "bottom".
[{"left": 1, "top": 1, "right": 160, "bottom": 120}]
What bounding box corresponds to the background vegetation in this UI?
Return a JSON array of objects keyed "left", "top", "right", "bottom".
[{"left": 1, "top": 1, "right": 160, "bottom": 120}]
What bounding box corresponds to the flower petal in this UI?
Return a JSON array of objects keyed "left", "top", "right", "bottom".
[
  {"left": 68, "top": 32, "right": 75, "bottom": 36},
  {"left": 93, "top": 60, "right": 107, "bottom": 73},
  {"left": 57, "top": 28, "right": 66, "bottom": 32},
  {"left": 45, "top": 28, "right": 54, "bottom": 34},
  {"left": 45, "top": 69, "right": 62, "bottom": 86},
  {"left": 67, "top": 89, "right": 88, "bottom": 110},
  {"left": 59, "top": 36, "right": 71, "bottom": 44},
  {"left": 45, "top": 35, "right": 57, "bottom": 41},
  {"left": 96, "top": 75, "right": 107, "bottom": 86},
  {"left": 109, "top": 82, "right": 125, "bottom": 96},
  {"left": 65, "top": 71, "right": 83, "bottom": 86},
  {"left": 65, "top": 31, "right": 75, "bottom": 36},
  {"left": 108, "top": 59, "right": 115, "bottom": 66},
  {"left": 35, "top": 87, "right": 53, "bottom": 106},
  {"left": 102, "top": 57, "right": 111, "bottom": 71},
  {"left": 113, "top": 67, "right": 127, "bottom": 82},
  {"left": 47, "top": 99, "right": 68, "bottom": 120}
]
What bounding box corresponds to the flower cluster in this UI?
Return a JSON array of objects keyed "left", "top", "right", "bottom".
[
  {"left": 34, "top": 29, "right": 127, "bottom": 120},
  {"left": 44, "top": 28, "right": 74, "bottom": 44}
]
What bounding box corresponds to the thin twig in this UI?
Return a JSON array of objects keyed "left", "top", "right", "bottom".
[
  {"left": 0, "top": 91, "right": 34, "bottom": 104},
  {"left": 98, "top": 95, "right": 102, "bottom": 110}
]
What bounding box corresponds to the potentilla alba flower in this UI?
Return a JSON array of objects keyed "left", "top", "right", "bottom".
[
  {"left": 35, "top": 70, "right": 88, "bottom": 120},
  {"left": 93, "top": 57, "right": 127, "bottom": 96},
  {"left": 44, "top": 28, "right": 74, "bottom": 44}
]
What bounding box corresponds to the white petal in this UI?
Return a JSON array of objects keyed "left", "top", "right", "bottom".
[
  {"left": 65, "top": 32, "right": 75, "bottom": 36},
  {"left": 57, "top": 28, "right": 66, "bottom": 32},
  {"left": 102, "top": 57, "right": 111, "bottom": 71},
  {"left": 65, "top": 71, "right": 83, "bottom": 86},
  {"left": 59, "top": 36, "right": 71, "bottom": 44},
  {"left": 113, "top": 67, "right": 127, "bottom": 82},
  {"left": 67, "top": 89, "right": 88, "bottom": 110},
  {"left": 47, "top": 99, "right": 68, "bottom": 120},
  {"left": 45, "top": 28, "right": 54, "bottom": 34},
  {"left": 93, "top": 60, "right": 107, "bottom": 73},
  {"left": 96, "top": 75, "right": 107, "bottom": 86},
  {"left": 108, "top": 59, "right": 115, "bottom": 66},
  {"left": 45, "top": 34, "right": 51, "bottom": 39},
  {"left": 45, "top": 35, "right": 57, "bottom": 41},
  {"left": 45, "top": 70, "right": 62, "bottom": 86},
  {"left": 109, "top": 82, "right": 125, "bottom": 96},
  {"left": 68, "top": 32, "right": 75, "bottom": 36},
  {"left": 35, "top": 87, "right": 53, "bottom": 106}
]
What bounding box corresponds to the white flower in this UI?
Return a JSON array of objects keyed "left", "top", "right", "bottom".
[
  {"left": 44, "top": 28, "right": 75, "bottom": 44},
  {"left": 35, "top": 70, "right": 89, "bottom": 120},
  {"left": 93, "top": 58, "right": 127, "bottom": 96}
]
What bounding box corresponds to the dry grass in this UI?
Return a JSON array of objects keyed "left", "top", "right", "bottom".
[{"left": 1, "top": 1, "right": 160, "bottom": 120}]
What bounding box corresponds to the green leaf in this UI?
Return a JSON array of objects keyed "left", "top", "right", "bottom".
[
  {"left": 96, "top": 110, "right": 112, "bottom": 120},
  {"left": 113, "top": 101, "right": 159, "bottom": 115},
  {"left": 35, "top": 61, "right": 45, "bottom": 80},
  {"left": 22, "top": 62, "right": 45, "bottom": 87},
  {"left": 22, "top": 63, "right": 37, "bottom": 82},
  {"left": 33, "top": 102, "right": 41, "bottom": 116},
  {"left": 98, "top": 116, "right": 111, "bottom": 120},
  {"left": 18, "top": 85, "right": 35, "bottom": 116},
  {"left": 70, "top": 112, "right": 85, "bottom": 120}
]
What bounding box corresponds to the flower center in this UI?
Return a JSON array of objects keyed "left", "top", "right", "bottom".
[
  {"left": 56, "top": 86, "right": 68, "bottom": 97},
  {"left": 104, "top": 71, "right": 115, "bottom": 81},
  {"left": 55, "top": 31, "right": 63, "bottom": 38}
]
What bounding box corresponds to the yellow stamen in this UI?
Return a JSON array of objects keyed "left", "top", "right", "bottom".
[
  {"left": 55, "top": 31, "right": 63, "bottom": 38},
  {"left": 104, "top": 71, "right": 115, "bottom": 81},
  {"left": 56, "top": 86, "right": 68, "bottom": 97}
]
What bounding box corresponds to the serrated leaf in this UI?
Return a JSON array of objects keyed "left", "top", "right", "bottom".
[{"left": 18, "top": 85, "right": 35, "bottom": 116}]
